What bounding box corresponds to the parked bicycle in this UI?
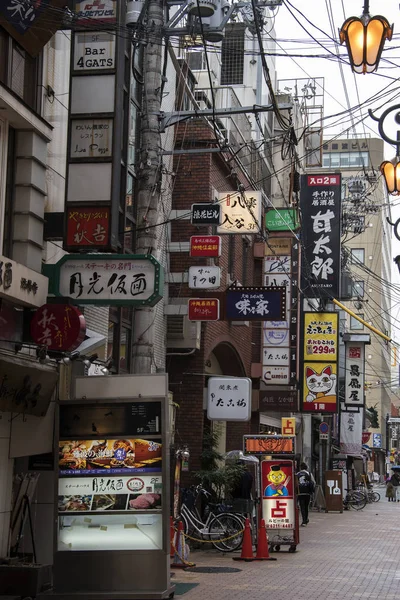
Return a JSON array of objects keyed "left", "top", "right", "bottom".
[
  {"left": 355, "top": 483, "right": 380, "bottom": 503},
  {"left": 178, "top": 485, "right": 244, "bottom": 552},
  {"left": 343, "top": 488, "right": 367, "bottom": 510}
]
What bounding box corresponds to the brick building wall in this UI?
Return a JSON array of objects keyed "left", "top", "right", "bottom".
[{"left": 167, "top": 119, "right": 262, "bottom": 481}]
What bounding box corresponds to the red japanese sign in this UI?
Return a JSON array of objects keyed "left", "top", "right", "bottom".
[
  {"left": 66, "top": 207, "right": 110, "bottom": 248},
  {"left": 190, "top": 236, "right": 222, "bottom": 257},
  {"left": 188, "top": 298, "right": 220, "bottom": 321},
  {"left": 31, "top": 304, "right": 86, "bottom": 351}
]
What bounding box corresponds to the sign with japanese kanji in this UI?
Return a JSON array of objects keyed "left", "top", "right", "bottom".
[
  {"left": 264, "top": 255, "right": 291, "bottom": 275},
  {"left": 262, "top": 460, "right": 295, "bottom": 531},
  {"left": 340, "top": 410, "right": 362, "bottom": 455},
  {"left": 218, "top": 191, "right": 261, "bottom": 234},
  {"left": 190, "top": 235, "right": 221, "bottom": 257},
  {"left": 225, "top": 287, "right": 286, "bottom": 321},
  {"left": 281, "top": 418, "right": 296, "bottom": 436},
  {"left": 191, "top": 203, "right": 221, "bottom": 225},
  {"left": 259, "top": 390, "right": 298, "bottom": 412},
  {"left": 43, "top": 254, "right": 163, "bottom": 306},
  {"left": 244, "top": 435, "right": 295, "bottom": 456},
  {"left": 207, "top": 377, "right": 251, "bottom": 421},
  {"left": 70, "top": 118, "right": 113, "bottom": 158},
  {"left": 31, "top": 304, "right": 86, "bottom": 351},
  {"left": 344, "top": 342, "right": 365, "bottom": 408},
  {"left": 188, "top": 298, "right": 219, "bottom": 321},
  {"left": 304, "top": 312, "right": 339, "bottom": 362},
  {"left": 265, "top": 209, "right": 299, "bottom": 231},
  {"left": 188, "top": 266, "right": 221, "bottom": 289},
  {"left": 66, "top": 207, "right": 110, "bottom": 249},
  {"left": 300, "top": 174, "right": 341, "bottom": 297}
]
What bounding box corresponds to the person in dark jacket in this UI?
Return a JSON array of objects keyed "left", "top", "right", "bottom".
[
  {"left": 391, "top": 471, "right": 400, "bottom": 502},
  {"left": 296, "top": 462, "right": 315, "bottom": 526}
]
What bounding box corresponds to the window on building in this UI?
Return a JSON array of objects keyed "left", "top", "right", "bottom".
[
  {"left": 351, "top": 248, "right": 365, "bottom": 264},
  {"left": 350, "top": 314, "right": 364, "bottom": 330},
  {"left": 352, "top": 280, "right": 364, "bottom": 297},
  {"left": 0, "top": 31, "right": 40, "bottom": 111},
  {"left": 322, "top": 151, "right": 368, "bottom": 168},
  {"left": 221, "top": 26, "right": 245, "bottom": 85},
  {"left": 2, "top": 127, "right": 15, "bottom": 257}
]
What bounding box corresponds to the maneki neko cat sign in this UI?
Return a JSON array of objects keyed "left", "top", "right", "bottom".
[{"left": 301, "top": 312, "right": 339, "bottom": 414}]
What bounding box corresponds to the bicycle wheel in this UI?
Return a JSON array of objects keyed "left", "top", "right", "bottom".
[
  {"left": 371, "top": 491, "right": 380, "bottom": 502},
  {"left": 208, "top": 513, "right": 244, "bottom": 552},
  {"left": 348, "top": 492, "right": 367, "bottom": 510}
]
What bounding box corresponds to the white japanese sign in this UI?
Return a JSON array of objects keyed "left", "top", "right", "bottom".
[
  {"left": 344, "top": 343, "right": 365, "bottom": 407},
  {"left": 263, "top": 328, "right": 290, "bottom": 346},
  {"left": 53, "top": 255, "right": 162, "bottom": 306},
  {"left": 262, "top": 347, "right": 290, "bottom": 367},
  {"left": 73, "top": 32, "right": 115, "bottom": 71},
  {"left": 0, "top": 255, "right": 48, "bottom": 308},
  {"left": 207, "top": 377, "right": 251, "bottom": 421},
  {"left": 340, "top": 409, "right": 363, "bottom": 455},
  {"left": 188, "top": 266, "right": 220, "bottom": 289},
  {"left": 264, "top": 255, "right": 291, "bottom": 275},
  {"left": 217, "top": 191, "right": 261, "bottom": 234},
  {"left": 75, "top": 0, "right": 117, "bottom": 24},
  {"left": 70, "top": 118, "right": 113, "bottom": 158}
]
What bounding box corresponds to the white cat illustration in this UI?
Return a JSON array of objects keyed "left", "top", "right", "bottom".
[{"left": 305, "top": 366, "right": 336, "bottom": 403}]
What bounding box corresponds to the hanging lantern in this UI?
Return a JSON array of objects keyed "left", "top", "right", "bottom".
[
  {"left": 339, "top": 1, "right": 393, "bottom": 74},
  {"left": 380, "top": 159, "right": 400, "bottom": 195}
]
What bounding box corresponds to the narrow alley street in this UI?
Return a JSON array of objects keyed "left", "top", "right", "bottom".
[{"left": 173, "top": 492, "right": 400, "bottom": 600}]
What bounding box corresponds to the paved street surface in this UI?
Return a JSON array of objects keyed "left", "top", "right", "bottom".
[{"left": 173, "top": 491, "right": 400, "bottom": 600}]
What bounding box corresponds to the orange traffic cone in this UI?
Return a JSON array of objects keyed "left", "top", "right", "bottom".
[
  {"left": 170, "top": 516, "right": 175, "bottom": 557},
  {"left": 254, "top": 519, "right": 277, "bottom": 561},
  {"left": 233, "top": 517, "right": 255, "bottom": 561}
]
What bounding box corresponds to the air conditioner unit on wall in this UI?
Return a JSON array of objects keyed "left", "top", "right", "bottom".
[{"left": 166, "top": 315, "right": 201, "bottom": 350}]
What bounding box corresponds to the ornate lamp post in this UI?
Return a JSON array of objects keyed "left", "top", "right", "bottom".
[
  {"left": 369, "top": 105, "right": 400, "bottom": 196},
  {"left": 339, "top": 0, "right": 393, "bottom": 74}
]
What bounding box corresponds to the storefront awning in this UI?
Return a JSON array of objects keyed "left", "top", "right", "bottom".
[{"left": 0, "top": 354, "right": 58, "bottom": 417}]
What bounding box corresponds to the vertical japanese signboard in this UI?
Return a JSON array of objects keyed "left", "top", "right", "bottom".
[
  {"left": 300, "top": 174, "right": 341, "bottom": 298},
  {"left": 262, "top": 238, "right": 299, "bottom": 387},
  {"left": 340, "top": 410, "right": 363, "bottom": 455},
  {"left": 344, "top": 343, "right": 365, "bottom": 408},
  {"left": 262, "top": 460, "right": 295, "bottom": 531},
  {"left": 301, "top": 312, "right": 339, "bottom": 413}
]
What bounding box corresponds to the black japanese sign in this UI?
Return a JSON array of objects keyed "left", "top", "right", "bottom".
[
  {"left": 191, "top": 203, "right": 221, "bottom": 225},
  {"left": 300, "top": 174, "right": 342, "bottom": 298}
]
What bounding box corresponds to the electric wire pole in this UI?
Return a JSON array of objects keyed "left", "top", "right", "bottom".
[{"left": 132, "top": 0, "right": 164, "bottom": 373}]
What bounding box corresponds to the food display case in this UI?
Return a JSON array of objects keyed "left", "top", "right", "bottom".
[{"left": 48, "top": 374, "right": 173, "bottom": 600}]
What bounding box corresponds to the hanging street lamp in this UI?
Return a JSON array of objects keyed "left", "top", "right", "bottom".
[
  {"left": 339, "top": 0, "right": 393, "bottom": 74},
  {"left": 369, "top": 105, "right": 400, "bottom": 196}
]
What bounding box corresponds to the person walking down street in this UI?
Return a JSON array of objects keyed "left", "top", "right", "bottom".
[
  {"left": 296, "top": 462, "right": 315, "bottom": 526},
  {"left": 386, "top": 478, "right": 395, "bottom": 502},
  {"left": 390, "top": 471, "right": 400, "bottom": 502}
]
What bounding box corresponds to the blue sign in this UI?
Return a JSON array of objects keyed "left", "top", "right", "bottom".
[
  {"left": 319, "top": 422, "right": 329, "bottom": 434},
  {"left": 372, "top": 433, "right": 382, "bottom": 448},
  {"left": 225, "top": 287, "right": 286, "bottom": 321}
]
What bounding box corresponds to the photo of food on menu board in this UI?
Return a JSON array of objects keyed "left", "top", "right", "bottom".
[{"left": 59, "top": 438, "right": 162, "bottom": 475}]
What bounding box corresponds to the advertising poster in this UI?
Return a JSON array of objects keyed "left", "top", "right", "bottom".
[
  {"left": 302, "top": 362, "right": 337, "bottom": 413},
  {"left": 59, "top": 439, "right": 162, "bottom": 475},
  {"left": 262, "top": 460, "right": 295, "bottom": 530},
  {"left": 58, "top": 475, "right": 162, "bottom": 512},
  {"left": 304, "top": 312, "right": 339, "bottom": 362}
]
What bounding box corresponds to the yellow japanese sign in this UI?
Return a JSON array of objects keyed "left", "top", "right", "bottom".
[
  {"left": 304, "top": 312, "right": 338, "bottom": 362},
  {"left": 281, "top": 417, "right": 296, "bottom": 436}
]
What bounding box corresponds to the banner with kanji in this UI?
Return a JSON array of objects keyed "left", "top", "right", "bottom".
[
  {"left": 300, "top": 174, "right": 341, "bottom": 298},
  {"left": 262, "top": 460, "right": 295, "bottom": 531}
]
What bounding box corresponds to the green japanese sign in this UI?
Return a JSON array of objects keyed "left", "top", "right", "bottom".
[
  {"left": 265, "top": 209, "right": 299, "bottom": 232},
  {"left": 42, "top": 254, "right": 163, "bottom": 306}
]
